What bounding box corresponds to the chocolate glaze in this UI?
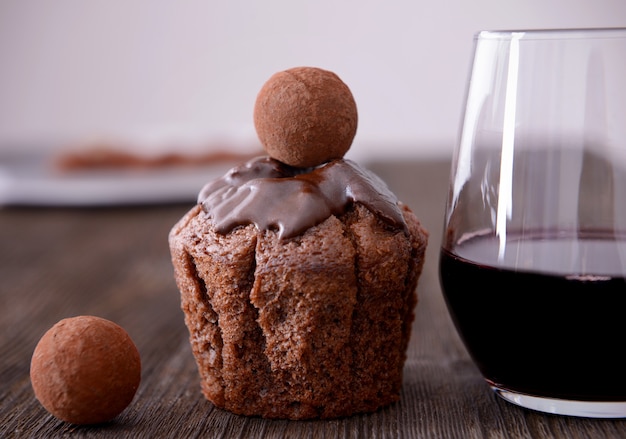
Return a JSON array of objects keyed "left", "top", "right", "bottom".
[{"left": 198, "top": 156, "right": 407, "bottom": 239}]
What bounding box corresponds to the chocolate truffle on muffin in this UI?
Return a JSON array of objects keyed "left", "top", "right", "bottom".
[
  {"left": 169, "top": 67, "right": 428, "bottom": 420},
  {"left": 254, "top": 66, "right": 358, "bottom": 168}
]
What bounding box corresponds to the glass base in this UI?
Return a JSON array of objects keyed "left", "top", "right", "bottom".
[{"left": 491, "top": 386, "right": 626, "bottom": 418}]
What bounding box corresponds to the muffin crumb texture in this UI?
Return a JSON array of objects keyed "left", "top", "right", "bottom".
[{"left": 169, "top": 203, "right": 427, "bottom": 419}]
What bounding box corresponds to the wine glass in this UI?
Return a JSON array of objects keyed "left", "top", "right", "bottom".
[{"left": 439, "top": 28, "right": 626, "bottom": 418}]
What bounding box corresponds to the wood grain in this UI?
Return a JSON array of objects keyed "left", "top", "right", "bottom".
[{"left": 1, "top": 159, "right": 625, "bottom": 438}]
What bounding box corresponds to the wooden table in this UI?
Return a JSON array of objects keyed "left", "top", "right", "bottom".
[{"left": 2, "top": 159, "right": 625, "bottom": 438}]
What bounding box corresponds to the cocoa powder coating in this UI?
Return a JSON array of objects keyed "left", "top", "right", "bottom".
[
  {"left": 30, "top": 316, "right": 141, "bottom": 425},
  {"left": 253, "top": 67, "right": 358, "bottom": 168}
]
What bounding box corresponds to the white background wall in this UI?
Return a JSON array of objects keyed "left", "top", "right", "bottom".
[{"left": 0, "top": 0, "right": 624, "bottom": 160}]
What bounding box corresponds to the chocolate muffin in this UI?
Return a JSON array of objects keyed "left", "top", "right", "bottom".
[{"left": 168, "top": 67, "right": 428, "bottom": 419}]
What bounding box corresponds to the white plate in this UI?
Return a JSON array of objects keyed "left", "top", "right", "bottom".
[{"left": 0, "top": 151, "right": 238, "bottom": 206}]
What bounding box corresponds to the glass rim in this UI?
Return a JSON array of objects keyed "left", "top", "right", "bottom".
[{"left": 476, "top": 27, "right": 626, "bottom": 41}]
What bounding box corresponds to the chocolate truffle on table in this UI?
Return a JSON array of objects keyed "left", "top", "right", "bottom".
[
  {"left": 30, "top": 316, "right": 141, "bottom": 425},
  {"left": 169, "top": 66, "right": 428, "bottom": 420},
  {"left": 254, "top": 66, "right": 358, "bottom": 168}
]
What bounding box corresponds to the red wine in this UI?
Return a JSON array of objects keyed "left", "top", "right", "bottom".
[{"left": 439, "top": 232, "right": 626, "bottom": 401}]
